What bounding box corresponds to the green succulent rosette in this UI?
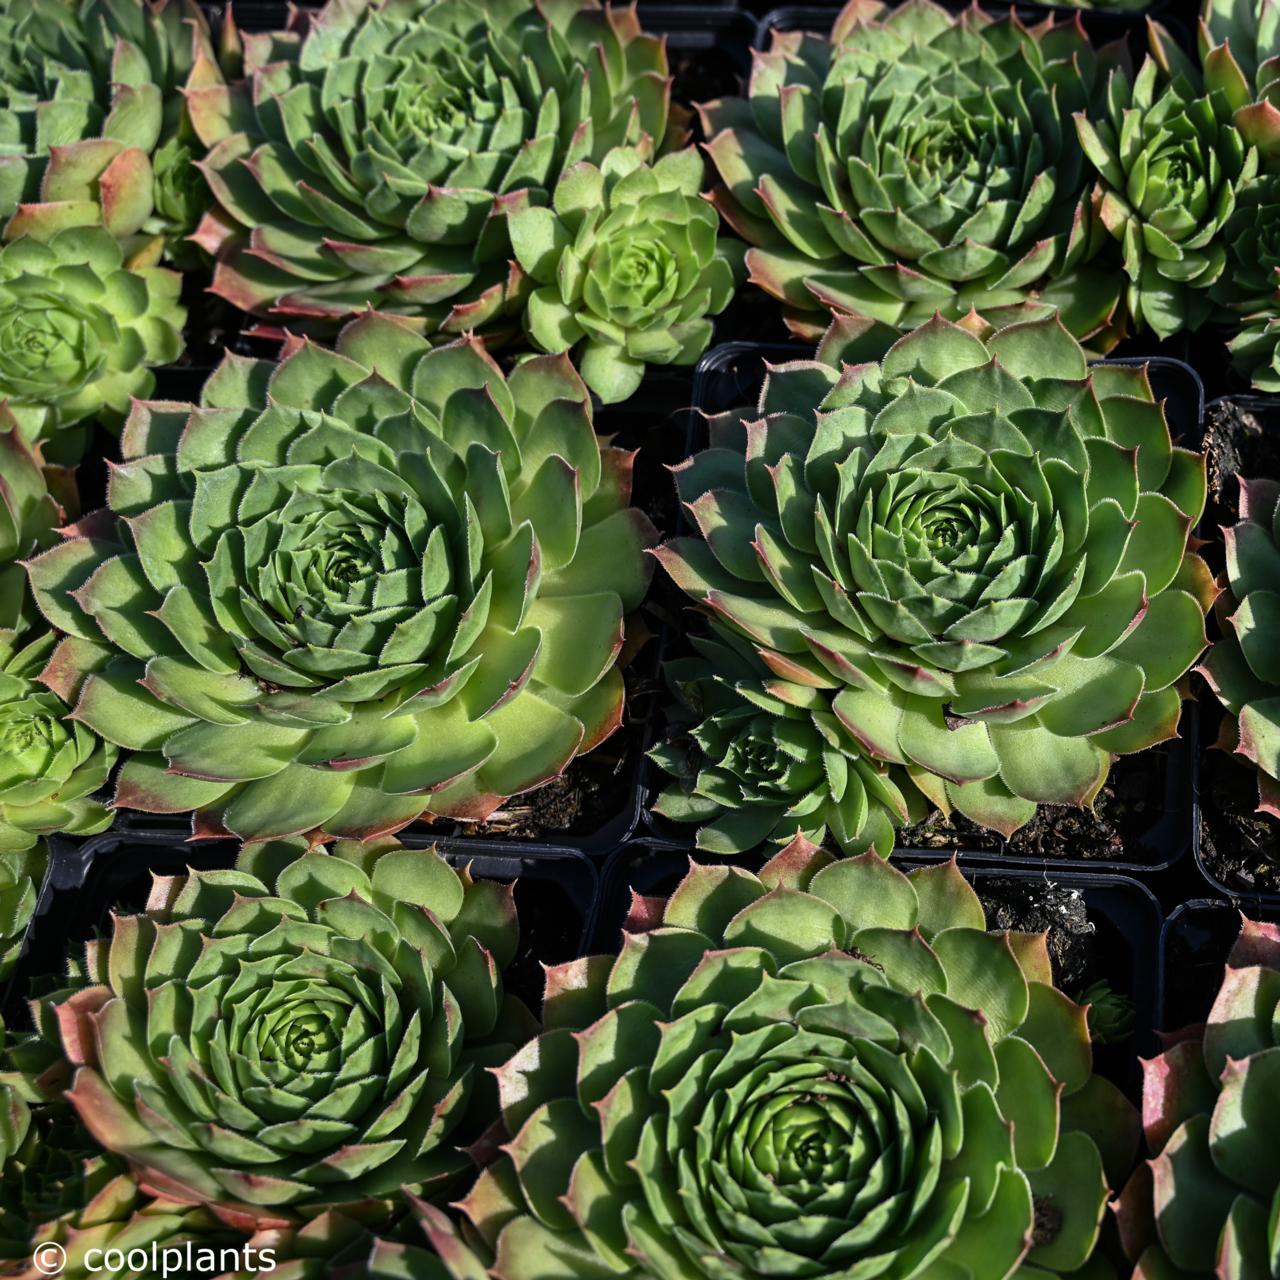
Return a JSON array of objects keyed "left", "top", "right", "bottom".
[
  {"left": 0, "top": 415, "right": 64, "bottom": 635},
  {"left": 38, "top": 838, "right": 531, "bottom": 1230},
  {"left": 0, "top": 226, "right": 185, "bottom": 456},
  {"left": 656, "top": 313, "right": 1213, "bottom": 839},
  {"left": 25, "top": 312, "right": 654, "bottom": 843},
  {"left": 1075, "top": 59, "right": 1258, "bottom": 340},
  {"left": 509, "top": 147, "right": 742, "bottom": 403},
  {"left": 1206, "top": 174, "right": 1280, "bottom": 391},
  {"left": 1199, "top": 476, "right": 1280, "bottom": 818},
  {"left": 193, "top": 0, "right": 686, "bottom": 339},
  {"left": 1113, "top": 915, "right": 1280, "bottom": 1278},
  {"left": 419, "top": 845, "right": 1139, "bottom": 1280},
  {"left": 0, "top": 0, "right": 221, "bottom": 265},
  {"left": 699, "top": 0, "right": 1123, "bottom": 352},
  {"left": 650, "top": 629, "right": 926, "bottom": 856}
]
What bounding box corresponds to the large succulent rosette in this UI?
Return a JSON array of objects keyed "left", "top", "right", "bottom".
[
  {"left": 651, "top": 629, "right": 926, "bottom": 855},
  {"left": 39, "top": 838, "right": 531, "bottom": 1228},
  {"left": 420, "top": 845, "right": 1138, "bottom": 1280},
  {"left": 26, "top": 312, "right": 654, "bottom": 843},
  {"left": 699, "top": 0, "right": 1123, "bottom": 350},
  {"left": 1114, "top": 915, "right": 1280, "bottom": 1278},
  {"left": 657, "top": 314, "right": 1213, "bottom": 838},
  {"left": 0, "top": 0, "right": 220, "bottom": 265},
  {"left": 509, "top": 147, "right": 742, "bottom": 403},
  {"left": 1075, "top": 60, "right": 1258, "bottom": 339},
  {"left": 193, "top": 0, "right": 686, "bottom": 339},
  {"left": 1199, "top": 477, "right": 1280, "bottom": 818},
  {"left": 0, "top": 227, "right": 185, "bottom": 455}
]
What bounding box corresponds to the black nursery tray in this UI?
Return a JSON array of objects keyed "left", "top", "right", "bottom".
[
  {"left": 642, "top": 341, "right": 1204, "bottom": 877},
  {"left": 596, "top": 841, "right": 1162, "bottom": 1091},
  {"left": 1, "top": 829, "right": 599, "bottom": 1025}
]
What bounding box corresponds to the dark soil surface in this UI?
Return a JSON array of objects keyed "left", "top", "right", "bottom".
[
  {"left": 978, "top": 878, "right": 1100, "bottom": 996},
  {"left": 1201, "top": 398, "right": 1280, "bottom": 539},
  {"left": 896, "top": 742, "right": 1181, "bottom": 866}
]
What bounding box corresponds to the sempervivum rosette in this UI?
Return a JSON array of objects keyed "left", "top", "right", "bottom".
[
  {"left": 1114, "top": 915, "right": 1280, "bottom": 1278},
  {"left": 699, "top": 0, "right": 1124, "bottom": 350},
  {"left": 510, "top": 147, "right": 742, "bottom": 403},
  {"left": 657, "top": 314, "right": 1213, "bottom": 839},
  {"left": 37, "top": 838, "right": 532, "bottom": 1229},
  {"left": 0, "top": 0, "right": 220, "bottom": 265},
  {"left": 420, "top": 845, "right": 1138, "bottom": 1280},
  {"left": 1199, "top": 477, "right": 1280, "bottom": 817},
  {"left": 25, "top": 312, "right": 654, "bottom": 843},
  {"left": 651, "top": 629, "right": 927, "bottom": 855},
  {"left": 0, "top": 228, "right": 185, "bottom": 456},
  {"left": 193, "top": 0, "right": 686, "bottom": 339}
]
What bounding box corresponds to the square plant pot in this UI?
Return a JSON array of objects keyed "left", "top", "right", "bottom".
[
  {"left": 641, "top": 341, "right": 1205, "bottom": 877},
  {"left": 1, "top": 829, "right": 599, "bottom": 1025}
]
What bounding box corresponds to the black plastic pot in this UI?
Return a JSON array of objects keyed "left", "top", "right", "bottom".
[
  {"left": 1183, "top": 395, "right": 1280, "bottom": 901},
  {"left": 2, "top": 828, "right": 599, "bottom": 1025},
  {"left": 1156, "top": 898, "right": 1248, "bottom": 1034},
  {"left": 642, "top": 340, "right": 1204, "bottom": 877},
  {"left": 596, "top": 841, "right": 1162, "bottom": 1090}
]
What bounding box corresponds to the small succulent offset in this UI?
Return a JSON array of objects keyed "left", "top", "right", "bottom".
[
  {"left": 657, "top": 315, "right": 1213, "bottom": 840},
  {"left": 0, "top": 427, "right": 113, "bottom": 852},
  {"left": 420, "top": 846, "right": 1138, "bottom": 1280},
  {"left": 0, "top": 228, "right": 185, "bottom": 456},
  {"left": 651, "top": 630, "right": 926, "bottom": 855},
  {"left": 39, "top": 838, "right": 532, "bottom": 1229},
  {"left": 193, "top": 0, "right": 686, "bottom": 339},
  {"left": 699, "top": 0, "right": 1124, "bottom": 351},
  {"left": 27, "top": 313, "right": 654, "bottom": 843},
  {"left": 1114, "top": 915, "right": 1280, "bottom": 1277},
  {"left": 509, "top": 147, "right": 742, "bottom": 403},
  {"left": 1075, "top": 60, "right": 1258, "bottom": 339},
  {"left": 1211, "top": 176, "right": 1280, "bottom": 391},
  {"left": 1077, "top": 979, "right": 1136, "bottom": 1044},
  {"left": 0, "top": 0, "right": 221, "bottom": 265},
  {"left": 1200, "top": 477, "right": 1280, "bottom": 818}
]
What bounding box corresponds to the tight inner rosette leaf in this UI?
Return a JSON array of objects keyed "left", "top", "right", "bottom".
[
  {"left": 657, "top": 313, "right": 1214, "bottom": 839},
  {"left": 37, "top": 838, "right": 533, "bottom": 1229},
  {"left": 419, "top": 844, "right": 1139, "bottom": 1280},
  {"left": 1199, "top": 476, "right": 1280, "bottom": 818},
  {"left": 651, "top": 629, "right": 927, "bottom": 856},
  {"left": 25, "top": 312, "right": 655, "bottom": 843},
  {"left": 1114, "top": 915, "right": 1280, "bottom": 1279},
  {"left": 699, "top": 0, "right": 1124, "bottom": 352},
  {"left": 0, "top": 227, "right": 184, "bottom": 456},
  {"left": 0, "top": 0, "right": 221, "bottom": 265},
  {"left": 193, "top": 0, "right": 686, "bottom": 339},
  {"left": 510, "top": 146, "right": 743, "bottom": 403}
]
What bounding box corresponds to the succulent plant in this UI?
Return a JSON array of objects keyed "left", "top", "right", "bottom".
[
  {"left": 0, "top": 417, "right": 65, "bottom": 636},
  {"left": 1077, "top": 980, "right": 1135, "bottom": 1044},
  {"left": 0, "top": 227, "right": 185, "bottom": 457},
  {"left": 420, "top": 844, "right": 1139, "bottom": 1280},
  {"left": 26, "top": 312, "right": 654, "bottom": 842},
  {"left": 39, "top": 837, "right": 532, "bottom": 1229},
  {"left": 1151, "top": 0, "right": 1280, "bottom": 160},
  {"left": 698, "top": 0, "right": 1124, "bottom": 351},
  {"left": 1199, "top": 477, "right": 1280, "bottom": 817},
  {"left": 657, "top": 314, "right": 1213, "bottom": 839},
  {"left": 192, "top": 0, "right": 686, "bottom": 339},
  {"left": 1075, "top": 60, "right": 1258, "bottom": 339},
  {"left": 0, "top": 0, "right": 221, "bottom": 265},
  {"left": 1114, "top": 914, "right": 1280, "bottom": 1278},
  {"left": 0, "top": 841, "right": 43, "bottom": 979},
  {"left": 651, "top": 629, "right": 926, "bottom": 855},
  {"left": 509, "top": 146, "right": 741, "bottom": 403}
]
